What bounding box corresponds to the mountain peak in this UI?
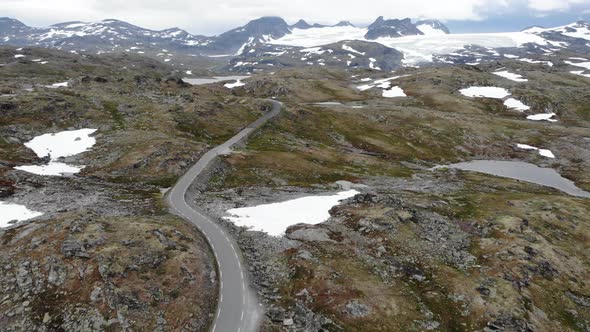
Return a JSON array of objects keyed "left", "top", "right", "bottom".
[
  {"left": 415, "top": 19, "right": 450, "bottom": 35},
  {"left": 334, "top": 21, "right": 355, "bottom": 27},
  {"left": 366, "top": 17, "right": 423, "bottom": 39}
]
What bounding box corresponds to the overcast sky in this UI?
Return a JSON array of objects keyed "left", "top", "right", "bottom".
[{"left": 1, "top": 0, "right": 590, "bottom": 34}]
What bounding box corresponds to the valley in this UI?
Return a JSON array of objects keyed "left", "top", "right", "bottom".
[{"left": 1, "top": 12, "right": 590, "bottom": 332}]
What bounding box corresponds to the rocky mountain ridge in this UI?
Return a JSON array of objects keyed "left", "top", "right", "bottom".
[{"left": 0, "top": 16, "right": 448, "bottom": 56}]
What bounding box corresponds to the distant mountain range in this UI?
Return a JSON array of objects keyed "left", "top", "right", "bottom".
[
  {"left": 0, "top": 16, "right": 450, "bottom": 56},
  {"left": 1, "top": 16, "right": 589, "bottom": 74}
]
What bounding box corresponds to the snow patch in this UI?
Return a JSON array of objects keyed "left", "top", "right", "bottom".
[
  {"left": 516, "top": 143, "right": 555, "bottom": 158},
  {"left": 224, "top": 190, "right": 359, "bottom": 236},
  {"left": 527, "top": 113, "right": 557, "bottom": 122},
  {"left": 15, "top": 129, "right": 97, "bottom": 176},
  {"left": 47, "top": 81, "right": 69, "bottom": 88},
  {"left": 383, "top": 86, "right": 406, "bottom": 98},
  {"left": 493, "top": 70, "right": 528, "bottom": 82},
  {"left": 342, "top": 44, "right": 365, "bottom": 55},
  {"left": 504, "top": 98, "right": 530, "bottom": 111},
  {"left": 224, "top": 79, "right": 245, "bottom": 89},
  {"left": 416, "top": 24, "right": 446, "bottom": 36},
  {"left": 459, "top": 86, "right": 511, "bottom": 99},
  {"left": 0, "top": 202, "right": 43, "bottom": 228}
]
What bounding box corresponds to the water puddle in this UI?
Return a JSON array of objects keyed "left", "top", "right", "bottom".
[
  {"left": 433, "top": 160, "right": 590, "bottom": 198},
  {"left": 183, "top": 76, "right": 250, "bottom": 85}
]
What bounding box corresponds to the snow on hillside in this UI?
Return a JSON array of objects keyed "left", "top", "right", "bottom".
[
  {"left": 224, "top": 190, "right": 359, "bottom": 236},
  {"left": 15, "top": 129, "right": 97, "bottom": 176},
  {"left": 525, "top": 22, "right": 590, "bottom": 41},
  {"left": 270, "top": 26, "right": 367, "bottom": 48},
  {"left": 0, "top": 201, "right": 43, "bottom": 228},
  {"left": 269, "top": 27, "right": 550, "bottom": 65},
  {"left": 417, "top": 24, "right": 446, "bottom": 36}
]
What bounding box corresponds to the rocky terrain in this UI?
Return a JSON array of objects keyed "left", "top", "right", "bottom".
[
  {"left": 1, "top": 15, "right": 590, "bottom": 332},
  {"left": 0, "top": 46, "right": 272, "bottom": 330},
  {"left": 190, "top": 62, "right": 590, "bottom": 331}
]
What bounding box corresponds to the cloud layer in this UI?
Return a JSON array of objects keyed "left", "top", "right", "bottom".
[{"left": 0, "top": 0, "right": 589, "bottom": 34}]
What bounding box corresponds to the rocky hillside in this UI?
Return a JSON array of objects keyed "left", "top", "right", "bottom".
[
  {"left": 365, "top": 17, "right": 426, "bottom": 39},
  {"left": 0, "top": 45, "right": 273, "bottom": 330},
  {"left": 192, "top": 62, "right": 590, "bottom": 331}
]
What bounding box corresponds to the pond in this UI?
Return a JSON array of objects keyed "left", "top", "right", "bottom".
[
  {"left": 433, "top": 160, "right": 590, "bottom": 198},
  {"left": 183, "top": 76, "right": 250, "bottom": 85}
]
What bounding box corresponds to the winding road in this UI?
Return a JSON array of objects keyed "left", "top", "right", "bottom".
[{"left": 166, "top": 100, "right": 281, "bottom": 332}]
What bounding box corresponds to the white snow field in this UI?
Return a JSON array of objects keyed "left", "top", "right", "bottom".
[
  {"left": 459, "top": 86, "right": 511, "bottom": 99},
  {"left": 525, "top": 22, "right": 590, "bottom": 41},
  {"left": 224, "top": 79, "right": 246, "bottom": 88},
  {"left": 15, "top": 162, "right": 84, "bottom": 176},
  {"left": 382, "top": 86, "right": 407, "bottom": 98},
  {"left": 269, "top": 26, "right": 550, "bottom": 65},
  {"left": 527, "top": 113, "right": 558, "bottom": 122},
  {"left": 0, "top": 201, "right": 43, "bottom": 228},
  {"left": 493, "top": 70, "right": 528, "bottom": 82},
  {"left": 504, "top": 98, "right": 530, "bottom": 111},
  {"left": 15, "top": 129, "right": 97, "bottom": 176},
  {"left": 47, "top": 81, "right": 69, "bottom": 88},
  {"left": 416, "top": 24, "right": 446, "bottom": 36},
  {"left": 516, "top": 143, "right": 555, "bottom": 159},
  {"left": 224, "top": 190, "right": 359, "bottom": 236},
  {"left": 24, "top": 129, "right": 97, "bottom": 159},
  {"left": 564, "top": 60, "right": 590, "bottom": 77}
]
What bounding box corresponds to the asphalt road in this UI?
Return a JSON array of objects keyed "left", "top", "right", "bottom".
[{"left": 166, "top": 100, "right": 281, "bottom": 332}]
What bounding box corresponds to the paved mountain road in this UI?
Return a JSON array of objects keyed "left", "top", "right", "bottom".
[{"left": 166, "top": 100, "right": 282, "bottom": 332}]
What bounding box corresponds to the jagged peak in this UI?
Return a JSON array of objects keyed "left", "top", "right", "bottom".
[{"left": 334, "top": 21, "right": 355, "bottom": 27}]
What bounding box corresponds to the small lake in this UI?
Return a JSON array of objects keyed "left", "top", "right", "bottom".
[
  {"left": 183, "top": 76, "right": 250, "bottom": 86},
  {"left": 434, "top": 160, "right": 590, "bottom": 198}
]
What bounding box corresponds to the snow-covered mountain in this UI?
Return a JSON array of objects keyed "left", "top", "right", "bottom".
[
  {"left": 1, "top": 15, "right": 589, "bottom": 71},
  {"left": 365, "top": 17, "right": 427, "bottom": 39},
  {"left": 0, "top": 17, "right": 213, "bottom": 53},
  {"left": 0, "top": 16, "right": 444, "bottom": 56},
  {"left": 523, "top": 21, "right": 590, "bottom": 41}
]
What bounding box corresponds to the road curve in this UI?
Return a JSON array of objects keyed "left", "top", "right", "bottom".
[{"left": 166, "top": 100, "right": 281, "bottom": 332}]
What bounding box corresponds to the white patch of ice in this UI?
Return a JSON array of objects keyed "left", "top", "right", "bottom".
[
  {"left": 342, "top": 44, "right": 365, "bottom": 55},
  {"left": 300, "top": 47, "right": 326, "bottom": 55},
  {"left": 47, "top": 81, "right": 69, "bottom": 88},
  {"left": 14, "top": 54, "right": 25, "bottom": 58},
  {"left": 538, "top": 149, "right": 555, "bottom": 158},
  {"left": 527, "top": 113, "right": 557, "bottom": 122},
  {"left": 369, "top": 58, "right": 381, "bottom": 70},
  {"left": 516, "top": 143, "right": 538, "bottom": 150},
  {"left": 564, "top": 60, "right": 590, "bottom": 70},
  {"left": 527, "top": 22, "right": 590, "bottom": 41},
  {"left": 186, "top": 70, "right": 192, "bottom": 75},
  {"left": 15, "top": 162, "right": 84, "bottom": 176},
  {"left": 0, "top": 201, "right": 43, "bottom": 228},
  {"left": 416, "top": 24, "right": 446, "bottom": 36},
  {"left": 224, "top": 190, "right": 359, "bottom": 236},
  {"left": 518, "top": 58, "right": 554, "bottom": 66},
  {"left": 269, "top": 27, "right": 550, "bottom": 65},
  {"left": 515, "top": 143, "right": 555, "bottom": 158},
  {"left": 383, "top": 86, "right": 406, "bottom": 98},
  {"left": 570, "top": 70, "right": 590, "bottom": 78},
  {"left": 493, "top": 70, "right": 528, "bottom": 82},
  {"left": 504, "top": 98, "right": 530, "bottom": 111},
  {"left": 459, "top": 86, "right": 511, "bottom": 99},
  {"left": 24, "top": 129, "right": 97, "bottom": 159},
  {"left": 15, "top": 129, "right": 97, "bottom": 176},
  {"left": 224, "top": 80, "right": 245, "bottom": 89}
]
